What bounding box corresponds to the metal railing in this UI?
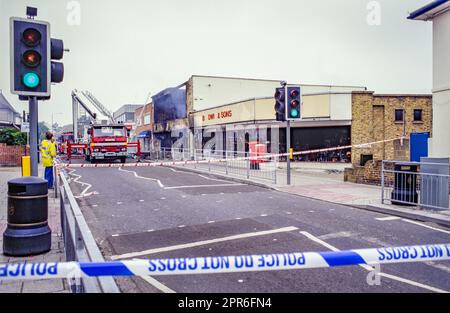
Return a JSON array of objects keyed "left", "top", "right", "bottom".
[
  {"left": 145, "top": 147, "right": 278, "bottom": 184},
  {"left": 381, "top": 160, "right": 450, "bottom": 210},
  {"left": 58, "top": 170, "right": 120, "bottom": 293}
]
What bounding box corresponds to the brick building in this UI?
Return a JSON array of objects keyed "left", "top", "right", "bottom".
[
  {"left": 135, "top": 102, "right": 153, "bottom": 152},
  {"left": 345, "top": 91, "right": 432, "bottom": 184}
]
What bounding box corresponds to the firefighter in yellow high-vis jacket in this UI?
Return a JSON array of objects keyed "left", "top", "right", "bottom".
[{"left": 40, "top": 131, "right": 57, "bottom": 189}]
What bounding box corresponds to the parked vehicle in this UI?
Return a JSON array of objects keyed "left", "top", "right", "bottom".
[{"left": 85, "top": 124, "right": 128, "bottom": 163}]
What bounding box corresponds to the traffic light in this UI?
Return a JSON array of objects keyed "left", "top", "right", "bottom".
[
  {"left": 10, "top": 17, "right": 50, "bottom": 97},
  {"left": 50, "top": 38, "right": 64, "bottom": 83},
  {"left": 286, "top": 85, "right": 301, "bottom": 120},
  {"left": 274, "top": 87, "right": 286, "bottom": 122}
]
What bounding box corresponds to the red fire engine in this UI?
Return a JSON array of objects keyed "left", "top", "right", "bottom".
[{"left": 84, "top": 124, "right": 128, "bottom": 163}]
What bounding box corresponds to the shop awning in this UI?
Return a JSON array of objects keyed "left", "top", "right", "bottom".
[{"left": 138, "top": 131, "right": 152, "bottom": 138}]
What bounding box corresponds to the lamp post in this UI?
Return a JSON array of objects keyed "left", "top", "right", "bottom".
[{"left": 51, "top": 112, "right": 63, "bottom": 133}]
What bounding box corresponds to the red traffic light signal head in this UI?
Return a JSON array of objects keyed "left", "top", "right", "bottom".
[
  {"left": 290, "top": 99, "right": 299, "bottom": 108},
  {"left": 22, "top": 28, "right": 41, "bottom": 46},
  {"left": 290, "top": 89, "right": 299, "bottom": 98}
]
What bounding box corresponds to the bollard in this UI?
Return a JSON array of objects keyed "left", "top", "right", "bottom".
[
  {"left": 21, "top": 156, "right": 31, "bottom": 177},
  {"left": 2, "top": 177, "right": 52, "bottom": 256}
]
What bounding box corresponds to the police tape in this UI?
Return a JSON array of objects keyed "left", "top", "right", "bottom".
[
  {"left": 1, "top": 243, "right": 449, "bottom": 281},
  {"left": 55, "top": 136, "right": 406, "bottom": 169}
]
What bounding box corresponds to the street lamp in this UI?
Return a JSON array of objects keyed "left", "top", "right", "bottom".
[{"left": 51, "top": 112, "right": 63, "bottom": 132}]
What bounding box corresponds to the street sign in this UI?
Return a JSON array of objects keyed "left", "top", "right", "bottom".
[{"left": 21, "top": 122, "right": 30, "bottom": 133}]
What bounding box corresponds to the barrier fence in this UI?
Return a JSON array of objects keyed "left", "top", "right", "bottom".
[
  {"left": 1, "top": 243, "right": 449, "bottom": 281},
  {"left": 381, "top": 160, "right": 450, "bottom": 210},
  {"left": 58, "top": 170, "right": 120, "bottom": 293}
]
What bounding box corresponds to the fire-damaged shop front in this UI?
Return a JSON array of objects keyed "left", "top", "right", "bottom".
[
  {"left": 152, "top": 84, "right": 188, "bottom": 149},
  {"left": 151, "top": 75, "right": 361, "bottom": 162}
]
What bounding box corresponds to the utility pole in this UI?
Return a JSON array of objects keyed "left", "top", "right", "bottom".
[
  {"left": 29, "top": 97, "right": 38, "bottom": 176},
  {"left": 286, "top": 119, "right": 291, "bottom": 185}
]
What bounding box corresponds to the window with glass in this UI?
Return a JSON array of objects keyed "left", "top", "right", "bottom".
[
  {"left": 413, "top": 109, "right": 422, "bottom": 122},
  {"left": 395, "top": 109, "right": 404, "bottom": 122}
]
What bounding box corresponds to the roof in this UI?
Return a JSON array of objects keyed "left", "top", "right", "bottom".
[
  {"left": 190, "top": 74, "right": 366, "bottom": 89},
  {"left": 0, "top": 91, "right": 19, "bottom": 114},
  {"left": 113, "top": 104, "right": 143, "bottom": 118},
  {"left": 408, "top": 0, "right": 450, "bottom": 20}
]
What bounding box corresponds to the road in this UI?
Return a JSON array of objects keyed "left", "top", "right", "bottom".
[{"left": 64, "top": 159, "right": 450, "bottom": 293}]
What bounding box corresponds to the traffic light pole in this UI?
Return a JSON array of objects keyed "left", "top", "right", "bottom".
[
  {"left": 29, "top": 96, "right": 39, "bottom": 176},
  {"left": 286, "top": 120, "right": 291, "bottom": 185}
]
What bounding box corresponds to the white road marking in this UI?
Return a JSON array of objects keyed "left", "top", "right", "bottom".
[
  {"left": 68, "top": 169, "right": 96, "bottom": 198},
  {"left": 139, "top": 200, "right": 145, "bottom": 202},
  {"left": 117, "top": 202, "right": 122, "bottom": 205},
  {"left": 164, "top": 183, "right": 245, "bottom": 190},
  {"left": 238, "top": 279, "right": 244, "bottom": 283},
  {"left": 92, "top": 204, "right": 98, "bottom": 208},
  {"left": 208, "top": 221, "right": 215, "bottom": 224},
  {"left": 118, "top": 167, "right": 165, "bottom": 188},
  {"left": 147, "top": 229, "right": 154, "bottom": 232},
  {"left": 309, "top": 210, "right": 315, "bottom": 213},
  {"left": 111, "top": 226, "right": 299, "bottom": 260},
  {"left": 376, "top": 216, "right": 401, "bottom": 221},
  {"left": 178, "top": 225, "right": 186, "bottom": 228},
  {"left": 160, "top": 197, "right": 166, "bottom": 200},
  {"left": 401, "top": 219, "right": 450, "bottom": 235},
  {"left": 112, "top": 234, "right": 119, "bottom": 237},
  {"left": 318, "top": 231, "right": 357, "bottom": 240},
  {"left": 286, "top": 212, "right": 292, "bottom": 215},
  {"left": 168, "top": 167, "right": 230, "bottom": 183},
  {"left": 300, "top": 231, "right": 448, "bottom": 293},
  {"left": 260, "top": 214, "right": 268, "bottom": 217},
  {"left": 139, "top": 275, "right": 176, "bottom": 293},
  {"left": 235, "top": 217, "right": 242, "bottom": 220},
  {"left": 425, "top": 262, "right": 450, "bottom": 274}
]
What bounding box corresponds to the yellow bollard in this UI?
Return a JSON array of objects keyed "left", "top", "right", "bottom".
[
  {"left": 21, "top": 156, "right": 31, "bottom": 177},
  {"left": 289, "top": 148, "right": 294, "bottom": 160}
]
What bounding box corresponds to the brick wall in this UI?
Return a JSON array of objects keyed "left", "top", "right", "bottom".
[
  {"left": 351, "top": 92, "right": 432, "bottom": 165},
  {"left": 344, "top": 160, "right": 394, "bottom": 186},
  {"left": 0, "top": 143, "right": 29, "bottom": 166},
  {"left": 349, "top": 92, "right": 432, "bottom": 184}
]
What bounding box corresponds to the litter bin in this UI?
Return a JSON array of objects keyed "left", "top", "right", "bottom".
[
  {"left": 391, "top": 163, "right": 418, "bottom": 206},
  {"left": 2, "top": 177, "right": 51, "bottom": 256}
]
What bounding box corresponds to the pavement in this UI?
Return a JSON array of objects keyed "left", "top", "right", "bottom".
[
  {"left": 0, "top": 167, "right": 69, "bottom": 293},
  {"left": 174, "top": 161, "right": 450, "bottom": 227},
  {"left": 63, "top": 159, "right": 450, "bottom": 293}
]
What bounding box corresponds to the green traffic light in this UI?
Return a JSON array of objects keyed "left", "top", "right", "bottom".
[
  {"left": 290, "top": 109, "right": 299, "bottom": 118},
  {"left": 22, "top": 72, "right": 40, "bottom": 88}
]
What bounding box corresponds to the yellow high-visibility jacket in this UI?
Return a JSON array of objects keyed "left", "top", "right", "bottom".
[{"left": 40, "top": 139, "right": 57, "bottom": 167}]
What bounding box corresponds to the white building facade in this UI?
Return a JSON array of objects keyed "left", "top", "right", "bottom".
[{"left": 409, "top": 0, "right": 450, "bottom": 157}]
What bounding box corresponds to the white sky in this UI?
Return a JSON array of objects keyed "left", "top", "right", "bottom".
[{"left": 0, "top": 0, "right": 433, "bottom": 126}]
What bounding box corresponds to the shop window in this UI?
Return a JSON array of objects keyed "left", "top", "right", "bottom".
[
  {"left": 395, "top": 109, "right": 404, "bottom": 122},
  {"left": 413, "top": 109, "right": 422, "bottom": 122}
]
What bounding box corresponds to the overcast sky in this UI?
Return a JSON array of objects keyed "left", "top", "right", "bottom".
[{"left": 0, "top": 0, "right": 432, "bottom": 126}]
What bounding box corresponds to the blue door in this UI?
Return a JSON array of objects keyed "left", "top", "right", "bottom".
[{"left": 410, "top": 132, "right": 429, "bottom": 162}]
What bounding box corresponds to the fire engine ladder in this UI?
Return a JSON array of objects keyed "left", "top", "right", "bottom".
[
  {"left": 71, "top": 89, "right": 98, "bottom": 143},
  {"left": 82, "top": 91, "right": 116, "bottom": 124}
]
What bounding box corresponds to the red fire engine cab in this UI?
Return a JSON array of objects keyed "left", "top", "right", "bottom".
[{"left": 84, "top": 124, "right": 128, "bottom": 163}]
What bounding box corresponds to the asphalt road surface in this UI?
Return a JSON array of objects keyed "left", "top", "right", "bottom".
[{"left": 63, "top": 159, "right": 450, "bottom": 293}]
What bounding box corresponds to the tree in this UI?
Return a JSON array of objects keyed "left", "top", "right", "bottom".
[{"left": 0, "top": 128, "right": 27, "bottom": 146}]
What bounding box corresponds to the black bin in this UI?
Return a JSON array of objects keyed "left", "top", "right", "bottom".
[
  {"left": 2, "top": 177, "right": 52, "bottom": 256},
  {"left": 391, "top": 163, "right": 418, "bottom": 206}
]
